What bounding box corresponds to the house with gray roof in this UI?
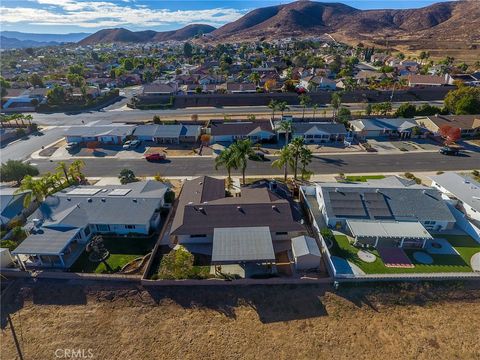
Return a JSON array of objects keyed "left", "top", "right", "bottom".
[
  {"left": 430, "top": 172, "right": 480, "bottom": 225},
  {"left": 0, "top": 186, "right": 30, "bottom": 227},
  {"left": 64, "top": 125, "right": 135, "bottom": 145},
  {"left": 275, "top": 121, "right": 348, "bottom": 143},
  {"left": 349, "top": 118, "right": 419, "bottom": 139},
  {"left": 12, "top": 181, "right": 169, "bottom": 269},
  {"left": 208, "top": 121, "right": 275, "bottom": 144},
  {"left": 170, "top": 176, "right": 304, "bottom": 273},
  {"left": 311, "top": 176, "right": 455, "bottom": 248},
  {"left": 133, "top": 124, "right": 201, "bottom": 144}
]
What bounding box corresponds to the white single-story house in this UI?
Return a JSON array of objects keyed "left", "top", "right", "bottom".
[
  {"left": 64, "top": 125, "right": 135, "bottom": 145},
  {"left": 349, "top": 118, "right": 418, "bottom": 139},
  {"left": 12, "top": 181, "right": 169, "bottom": 269},
  {"left": 134, "top": 124, "right": 201, "bottom": 143},
  {"left": 275, "top": 122, "right": 348, "bottom": 143}
]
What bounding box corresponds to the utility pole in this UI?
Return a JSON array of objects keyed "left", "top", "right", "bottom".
[{"left": 7, "top": 314, "right": 24, "bottom": 360}]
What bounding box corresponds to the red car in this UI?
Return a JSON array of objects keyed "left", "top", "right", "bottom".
[{"left": 145, "top": 153, "right": 166, "bottom": 162}]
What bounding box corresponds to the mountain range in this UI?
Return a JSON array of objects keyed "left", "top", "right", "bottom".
[
  {"left": 78, "top": 24, "right": 215, "bottom": 45},
  {"left": 0, "top": 31, "right": 90, "bottom": 49}
]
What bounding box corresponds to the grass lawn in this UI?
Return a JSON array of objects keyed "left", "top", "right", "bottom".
[
  {"left": 344, "top": 175, "right": 386, "bottom": 182},
  {"left": 71, "top": 235, "right": 157, "bottom": 274},
  {"left": 330, "top": 234, "right": 479, "bottom": 274}
]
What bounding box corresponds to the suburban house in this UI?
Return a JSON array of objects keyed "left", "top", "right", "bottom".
[
  {"left": 170, "top": 176, "right": 305, "bottom": 275},
  {"left": 416, "top": 115, "right": 480, "bottom": 137},
  {"left": 64, "top": 125, "right": 135, "bottom": 145},
  {"left": 307, "top": 176, "right": 455, "bottom": 248},
  {"left": 0, "top": 186, "right": 30, "bottom": 227},
  {"left": 226, "top": 82, "right": 257, "bottom": 93},
  {"left": 349, "top": 118, "right": 419, "bottom": 139},
  {"left": 407, "top": 74, "right": 453, "bottom": 87},
  {"left": 12, "top": 181, "right": 169, "bottom": 269},
  {"left": 208, "top": 121, "right": 275, "bottom": 144},
  {"left": 276, "top": 122, "right": 348, "bottom": 143},
  {"left": 430, "top": 172, "right": 480, "bottom": 225},
  {"left": 299, "top": 76, "right": 336, "bottom": 91},
  {"left": 133, "top": 124, "right": 201, "bottom": 144},
  {"left": 142, "top": 82, "right": 178, "bottom": 96}
]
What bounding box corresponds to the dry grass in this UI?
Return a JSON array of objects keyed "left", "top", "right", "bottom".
[{"left": 2, "top": 281, "right": 480, "bottom": 360}]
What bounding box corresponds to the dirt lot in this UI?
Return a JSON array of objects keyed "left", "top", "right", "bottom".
[{"left": 2, "top": 280, "right": 480, "bottom": 360}]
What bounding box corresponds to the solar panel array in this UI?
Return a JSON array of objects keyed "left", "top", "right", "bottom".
[{"left": 328, "top": 190, "right": 393, "bottom": 219}]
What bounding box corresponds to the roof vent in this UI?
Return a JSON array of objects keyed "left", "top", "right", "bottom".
[
  {"left": 188, "top": 201, "right": 193, "bottom": 205},
  {"left": 133, "top": 199, "right": 137, "bottom": 203},
  {"left": 87, "top": 198, "right": 92, "bottom": 202},
  {"left": 67, "top": 197, "right": 71, "bottom": 201},
  {"left": 101, "top": 198, "right": 106, "bottom": 202}
]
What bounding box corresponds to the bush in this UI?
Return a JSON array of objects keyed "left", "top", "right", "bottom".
[
  {"left": 0, "top": 239, "right": 17, "bottom": 251},
  {"left": 164, "top": 190, "right": 175, "bottom": 204},
  {"left": 157, "top": 246, "right": 195, "bottom": 279},
  {"left": 320, "top": 227, "right": 334, "bottom": 241}
]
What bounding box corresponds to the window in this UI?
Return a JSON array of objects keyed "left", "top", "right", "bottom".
[
  {"left": 96, "top": 224, "right": 110, "bottom": 232},
  {"left": 191, "top": 234, "right": 206, "bottom": 238},
  {"left": 125, "top": 225, "right": 136, "bottom": 229},
  {"left": 276, "top": 232, "right": 288, "bottom": 235}
]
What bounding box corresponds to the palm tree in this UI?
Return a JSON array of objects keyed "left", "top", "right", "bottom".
[
  {"left": 312, "top": 104, "right": 318, "bottom": 120},
  {"left": 69, "top": 160, "right": 85, "bottom": 183},
  {"left": 272, "top": 145, "right": 292, "bottom": 181},
  {"left": 299, "top": 147, "right": 313, "bottom": 180},
  {"left": 16, "top": 175, "right": 46, "bottom": 208},
  {"left": 231, "top": 139, "right": 255, "bottom": 185},
  {"left": 56, "top": 161, "right": 69, "bottom": 183},
  {"left": 214, "top": 147, "right": 237, "bottom": 185},
  {"left": 299, "top": 94, "right": 311, "bottom": 121},
  {"left": 277, "top": 101, "right": 289, "bottom": 118},
  {"left": 331, "top": 92, "right": 342, "bottom": 120},
  {"left": 289, "top": 137, "right": 305, "bottom": 180},
  {"left": 268, "top": 99, "right": 278, "bottom": 121},
  {"left": 278, "top": 119, "right": 294, "bottom": 145}
]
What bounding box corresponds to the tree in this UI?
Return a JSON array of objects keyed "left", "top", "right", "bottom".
[
  {"left": 299, "top": 146, "right": 313, "bottom": 180},
  {"left": 200, "top": 134, "right": 211, "bottom": 145},
  {"left": 119, "top": 169, "right": 138, "bottom": 184},
  {"left": 289, "top": 137, "right": 306, "bottom": 180},
  {"left": 0, "top": 76, "right": 10, "bottom": 97},
  {"left": 215, "top": 147, "right": 238, "bottom": 184},
  {"left": 277, "top": 101, "right": 289, "bottom": 117},
  {"left": 46, "top": 85, "right": 65, "bottom": 105},
  {"left": 439, "top": 125, "right": 461, "bottom": 145},
  {"left": 278, "top": 119, "right": 294, "bottom": 145},
  {"left": 396, "top": 103, "right": 417, "bottom": 118},
  {"left": 30, "top": 73, "right": 44, "bottom": 87},
  {"left": 0, "top": 160, "right": 39, "bottom": 186},
  {"left": 444, "top": 86, "right": 480, "bottom": 115},
  {"left": 153, "top": 115, "right": 161, "bottom": 124},
  {"left": 68, "top": 64, "right": 84, "bottom": 76},
  {"left": 231, "top": 139, "right": 255, "bottom": 185},
  {"left": 312, "top": 103, "right": 318, "bottom": 120},
  {"left": 272, "top": 145, "right": 292, "bottom": 181},
  {"left": 331, "top": 93, "right": 342, "bottom": 120},
  {"left": 337, "top": 107, "right": 351, "bottom": 124},
  {"left": 56, "top": 161, "right": 70, "bottom": 183},
  {"left": 299, "top": 94, "right": 311, "bottom": 121},
  {"left": 365, "top": 103, "right": 373, "bottom": 116},
  {"left": 16, "top": 175, "right": 46, "bottom": 208},
  {"left": 183, "top": 42, "right": 193, "bottom": 57},
  {"left": 268, "top": 99, "right": 278, "bottom": 121},
  {"left": 69, "top": 160, "right": 85, "bottom": 183},
  {"left": 249, "top": 72, "right": 260, "bottom": 87}
]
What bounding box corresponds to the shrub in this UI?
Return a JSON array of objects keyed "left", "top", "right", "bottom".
[
  {"left": 164, "top": 190, "right": 175, "bottom": 204},
  {"left": 158, "top": 246, "right": 194, "bottom": 280},
  {"left": 320, "top": 227, "right": 334, "bottom": 241},
  {"left": 0, "top": 240, "right": 17, "bottom": 251}
]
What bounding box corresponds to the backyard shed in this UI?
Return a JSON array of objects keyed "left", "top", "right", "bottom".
[
  {"left": 291, "top": 235, "right": 321, "bottom": 270},
  {"left": 0, "top": 248, "right": 14, "bottom": 268}
]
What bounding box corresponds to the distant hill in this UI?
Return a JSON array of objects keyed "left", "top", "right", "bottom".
[
  {"left": 210, "top": 0, "right": 480, "bottom": 44},
  {"left": 1, "top": 31, "right": 89, "bottom": 43},
  {"left": 0, "top": 36, "right": 60, "bottom": 49},
  {"left": 78, "top": 24, "right": 215, "bottom": 45}
]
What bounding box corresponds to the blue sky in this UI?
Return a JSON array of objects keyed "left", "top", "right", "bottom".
[{"left": 1, "top": 0, "right": 455, "bottom": 34}]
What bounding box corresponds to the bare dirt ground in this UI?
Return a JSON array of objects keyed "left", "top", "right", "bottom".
[{"left": 1, "top": 280, "right": 480, "bottom": 360}]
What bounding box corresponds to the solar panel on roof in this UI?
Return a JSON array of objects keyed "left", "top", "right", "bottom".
[
  {"left": 66, "top": 188, "right": 102, "bottom": 196},
  {"left": 108, "top": 189, "right": 132, "bottom": 196}
]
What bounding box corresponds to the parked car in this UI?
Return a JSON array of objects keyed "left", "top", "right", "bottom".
[
  {"left": 122, "top": 140, "right": 132, "bottom": 150},
  {"left": 66, "top": 142, "right": 79, "bottom": 152},
  {"left": 439, "top": 146, "right": 460, "bottom": 156},
  {"left": 145, "top": 153, "right": 166, "bottom": 162},
  {"left": 123, "top": 140, "right": 141, "bottom": 150}
]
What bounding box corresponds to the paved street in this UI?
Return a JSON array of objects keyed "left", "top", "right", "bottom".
[{"left": 29, "top": 151, "right": 480, "bottom": 177}]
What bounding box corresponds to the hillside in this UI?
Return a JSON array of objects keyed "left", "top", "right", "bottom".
[
  {"left": 78, "top": 24, "right": 215, "bottom": 45},
  {"left": 210, "top": 0, "right": 480, "bottom": 45}
]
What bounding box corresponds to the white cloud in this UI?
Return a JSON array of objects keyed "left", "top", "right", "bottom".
[{"left": 2, "top": 1, "right": 246, "bottom": 29}]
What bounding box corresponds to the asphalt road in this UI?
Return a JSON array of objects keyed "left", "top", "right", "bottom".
[
  {"left": 29, "top": 100, "right": 444, "bottom": 126},
  {"left": 29, "top": 151, "right": 480, "bottom": 177}
]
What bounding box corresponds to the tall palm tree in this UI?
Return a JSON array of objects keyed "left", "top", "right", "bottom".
[
  {"left": 268, "top": 99, "right": 278, "bottom": 121},
  {"left": 331, "top": 92, "right": 342, "bottom": 120},
  {"left": 56, "top": 161, "right": 69, "bottom": 183},
  {"left": 231, "top": 139, "right": 255, "bottom": 185},
  {"left": 272, "top": 145, "right": 292, "bottom": 181},
  {"left": 69, "top": 160, "right": 86, "bottom": 183},
  {"left": 312, "top": 104, "right": 318, "bottom": 120},
  {"left": 214, "top": 147, "right": 237, "bottom": 184},
  {"left": 289, "top": 137, "right": 305, "bottom": 180},
  {"left": 299, "top": 94, "right": 311, "bottom": 121},
  {"left": 277, "top": 101, "right": 289, "bottom": 118},
  {"left": 299, "top": 147, "right": 313, "bottom": 180},
  {"left": 16, "top": 176, "right": 45, "bottom": 208},
  {"left": 278, "top": 119, "right": 294, "bottom": 145}
]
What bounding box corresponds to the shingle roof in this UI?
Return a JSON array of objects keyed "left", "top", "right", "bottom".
[
  {"left": 350, "top": 118, "right": 417, "bottom": 132},
  {"left": 288, "top": 122, "right": 347, "bottom": 135},
  {"left": 210, "top": 121, "right": 273, "bottom": 136},
  {"left": 65, "top": 125, "right": 135, "bottom": 138},
  {"left": 425, "top": 115, "right": 480, "bottom": 130},
  {"left": 134, "top": 124, "right": 200, "bottom": 138},
  {"left": 171, "top": 176, "right": 303, "bottom": 235}
]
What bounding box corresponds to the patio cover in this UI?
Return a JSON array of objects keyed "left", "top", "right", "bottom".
[
  {"left": 212, "top": 227, "right": 275, "bottom": 264},
  {"left": 347, "top": 220, "right": 433, "bottom": 239},
  {"left": 12, "top": 227, "right": 79, "bottom": 256}
]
